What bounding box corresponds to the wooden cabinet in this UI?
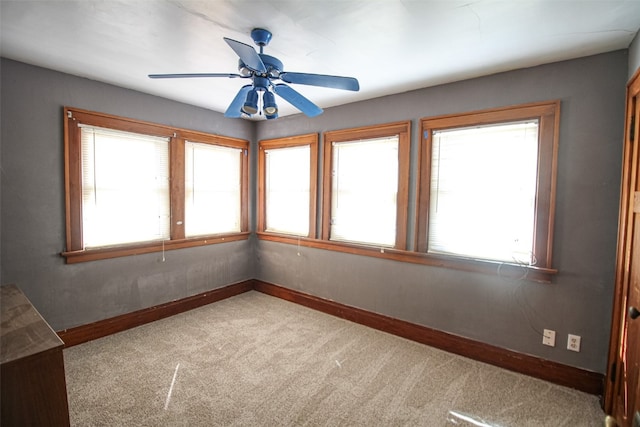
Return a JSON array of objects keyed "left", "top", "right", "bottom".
[{"left": 1, "top": 284, "right": 70, "bottom": 426}]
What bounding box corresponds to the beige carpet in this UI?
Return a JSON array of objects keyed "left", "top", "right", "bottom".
[{"left": 64, "top": 291, "right": 604, "bottom": 426}]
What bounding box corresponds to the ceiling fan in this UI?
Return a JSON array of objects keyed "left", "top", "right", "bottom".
[{"left": 149, "top": 28, "right": 360, "bottom": 120}]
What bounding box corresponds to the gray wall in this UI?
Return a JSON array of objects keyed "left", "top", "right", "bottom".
[
  {"left": 0, "top": 50, "right": 628, "bottom": 374},
  {"left": 0, "top": 59, "right": 255, "bottom": 331},
  {"left": 254, "top": 51, "right": 627, "bottom": 373}
]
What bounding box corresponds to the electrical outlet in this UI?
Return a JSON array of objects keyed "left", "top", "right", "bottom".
[
  {"left": 567, "top": 334, "right": 581, "bottom": 352},
  {"left": 542, "top": 329, "right": 556, "bottom": 347}
]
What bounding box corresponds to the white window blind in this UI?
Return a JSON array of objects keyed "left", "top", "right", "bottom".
[
  {"left": 428, "top": 120, "right": 539, "bottom": 263},
  {"left": 80, "top": 125, "right": 170, "bottom": 248},
  {"left": 185, "top": 141, "right": 241, "bottom": 237},
  {"left": 265, "top": 145, "right": 310, "bottom": 236},
  {"left": 331, "top": 136, "right": 398, "bottom": 246}
]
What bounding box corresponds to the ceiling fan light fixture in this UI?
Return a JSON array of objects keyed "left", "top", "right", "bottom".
[
  {"left": 263, "top": 91, "right": 278, "bottom": 116},
  {"left": 242, "top": 88, "right": 259, "bottom": 115},
  {"left": 238, "top": 60, "right": 252, "bottom": 77}
]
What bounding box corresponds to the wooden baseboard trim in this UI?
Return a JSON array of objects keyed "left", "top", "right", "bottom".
[
  {"left": 57, "top": 278, "right": 603, "bottom": 395},
  {"left": 57, "top": 280, "right": 253, "bottom": 348},
  {"left": 253, "top": 280, "right": 604, "bottom": 396}
]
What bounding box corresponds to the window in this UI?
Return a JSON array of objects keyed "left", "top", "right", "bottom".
[
  {"left": 80, "top": 125, "right": 170, "bottom": 248},
  {"left": 63, "top": 107, "right": 249, "bottom": 263},
  {"left": 185, "top": 141, "right": 242, "bottom": 237},
  {"left": 417, "top": 101, "right": 559, "bottom": 271},
  {"left": 322, "top": 122, "right": 410, "bottom": 249},
  {"left": 258, "top": 134, "right": 318, "bottom": 237},
  {"left": 330, "top": 137, "right": 398, "bottom": 246}
]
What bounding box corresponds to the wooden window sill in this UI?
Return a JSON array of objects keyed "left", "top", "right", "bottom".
[
  {"left": 62, "top": 232, "right": 251, "bottom": 264},
  {"left": 257, "top": 232, "right": 557, "bottom": 283}
]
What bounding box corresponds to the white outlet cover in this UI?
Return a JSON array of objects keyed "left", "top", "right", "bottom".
[
  {"left": 543, "top": 329, "right": 556, "bottom": 347},
  {"left": 567, "top": 334, "right": 581, "bottom": 352}
]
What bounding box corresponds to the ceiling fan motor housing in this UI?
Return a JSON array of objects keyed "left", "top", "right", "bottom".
[
  {"left": 259, "top": 55, "right": 283, "bottom": 78},
  {"left": 238, "top": 54, "right": 283, "bottom": 79}
]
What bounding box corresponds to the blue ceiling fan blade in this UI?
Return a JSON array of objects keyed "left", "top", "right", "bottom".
[
  {"left": 148, "top": 73, "right": 245, "bottom": 79},
  {"left": 273, "top": 83, "right": 323, "bottom": 117},
  {"left": 224, "top": 85, "right": 253, "bottom": 118},
  {"left": 223, "top": 37, "right": 266, "bottom": 73},
  {"left": 279, "top": 72, "right": 360, "bottom": 91}
]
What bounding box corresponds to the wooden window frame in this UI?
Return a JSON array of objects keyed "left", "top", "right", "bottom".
[
  {"left": 416, "top": 100, "right": 560, "bottom": 275},
  {"left": 322, "top": 121, "right": 411, "bottom": 249},
  {"left": 257, "top": 133, "right": 318, "bottom": 238},
  {"left": 62, "top": 107, "right": 249, "bottom": 264}
]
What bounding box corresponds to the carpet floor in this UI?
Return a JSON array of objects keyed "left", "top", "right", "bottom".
[{"left": 64, "top": 291, "right": 605, "bottom": 426}]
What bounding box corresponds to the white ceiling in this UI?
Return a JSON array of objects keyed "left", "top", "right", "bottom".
[{"left": 2, "top": 1, "right": 640, "bottom": 119}]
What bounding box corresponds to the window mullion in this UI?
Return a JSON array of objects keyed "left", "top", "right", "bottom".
[
  {"left": 395, "top": 130, "right": 410, "bottom": 249},
  {"left": 171, "top": 134, "right": 186, "bottom": 241},
  {"left": 241, "top": 146, "right": 249, "bottom": 232}
]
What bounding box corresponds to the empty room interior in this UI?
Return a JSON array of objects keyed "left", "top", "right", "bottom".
[{"left": 2, "top": 1, "right": 640, "bottom": 426}]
